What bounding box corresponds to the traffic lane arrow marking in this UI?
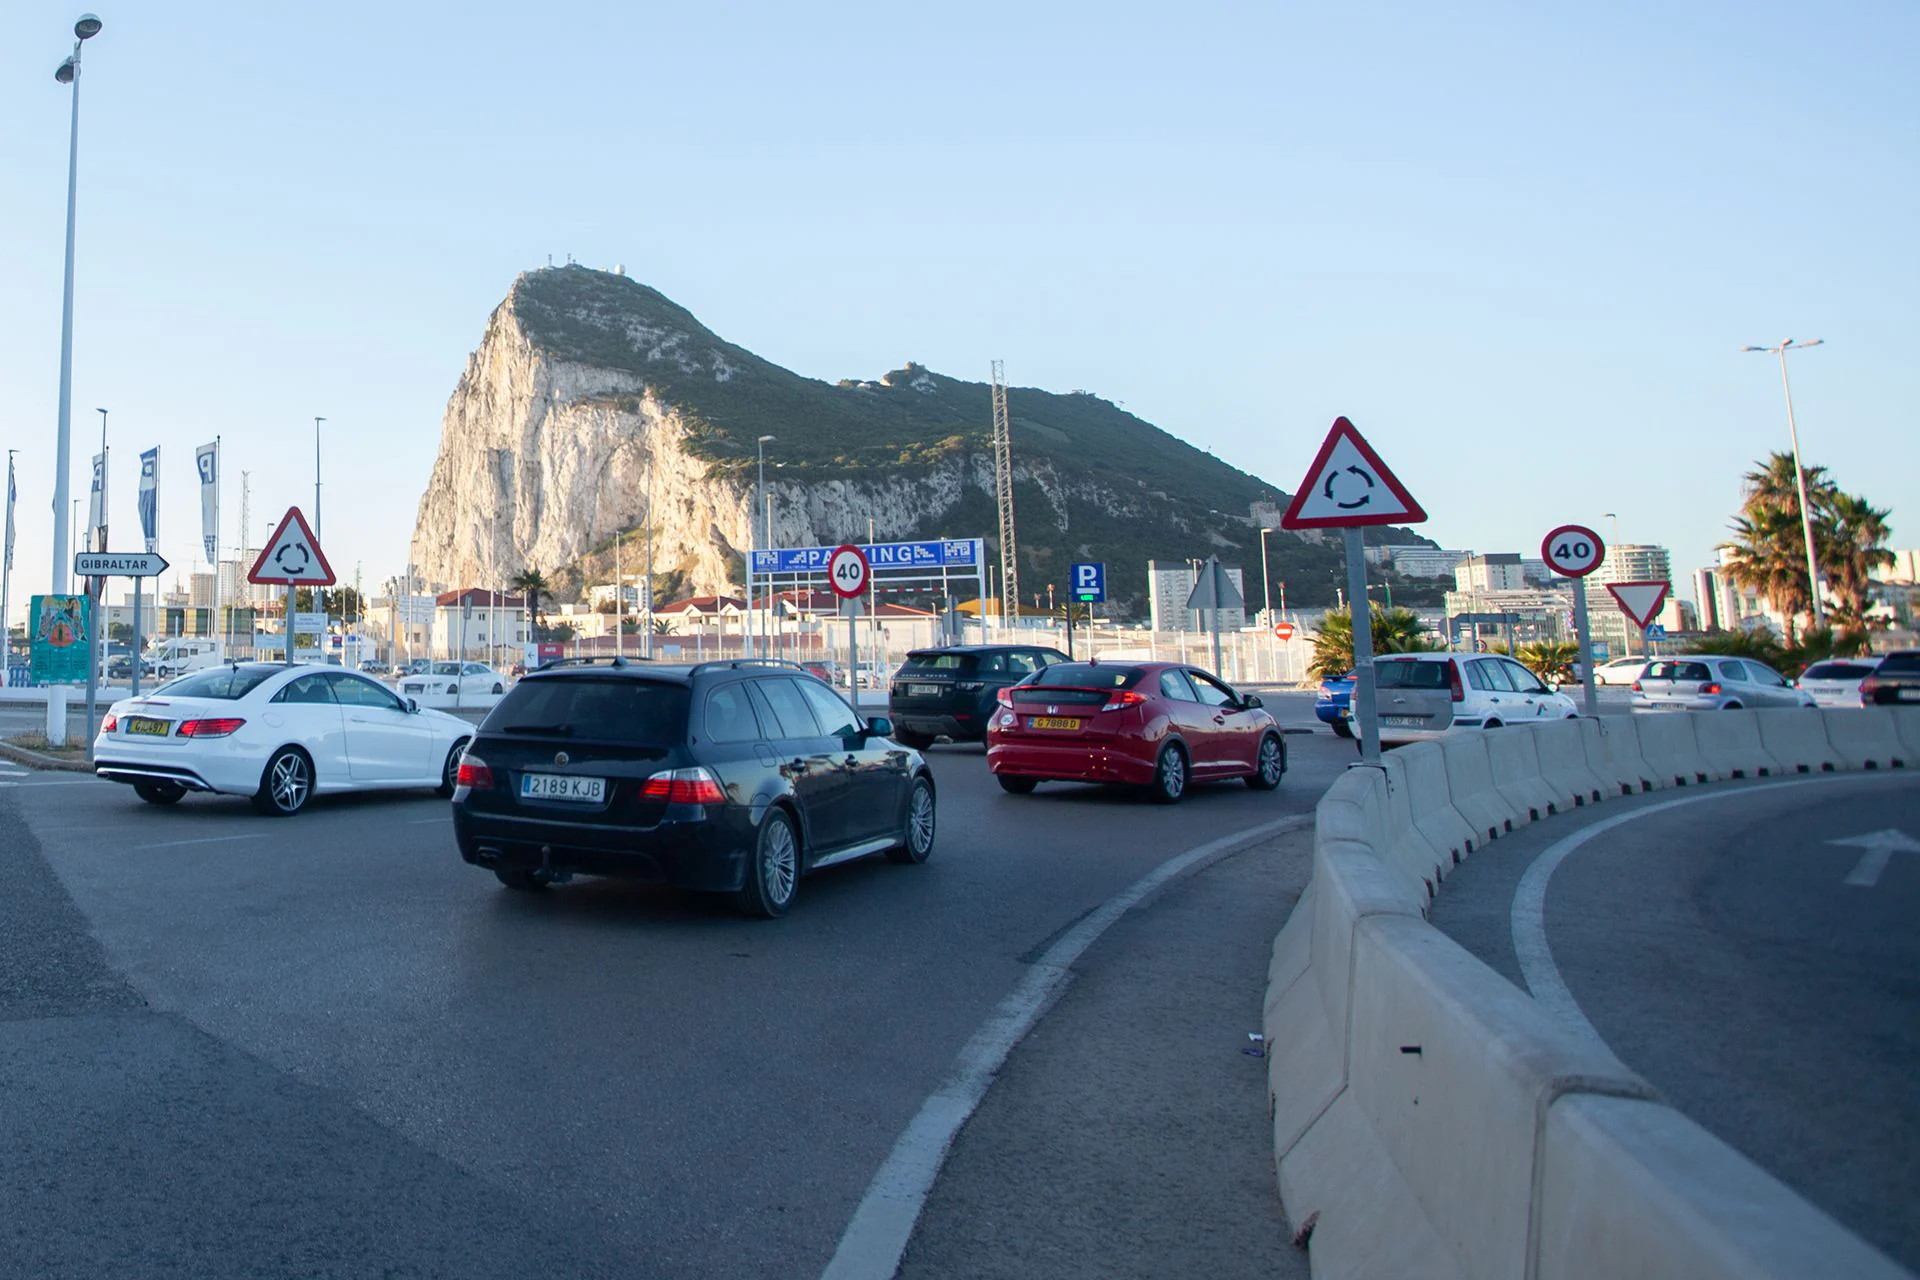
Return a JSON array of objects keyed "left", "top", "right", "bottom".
[{"left": 1828, "top": 828, "right": 1920, "bottom": 887}]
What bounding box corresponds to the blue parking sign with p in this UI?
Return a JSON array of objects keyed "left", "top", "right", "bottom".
[{"left": 1071, "top": 562, "right": 1105, "bottom": 603}]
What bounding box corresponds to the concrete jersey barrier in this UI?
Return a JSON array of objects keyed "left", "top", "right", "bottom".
[{"left": 1265, "top": 708, "right": 1915, "bottom": 1279}]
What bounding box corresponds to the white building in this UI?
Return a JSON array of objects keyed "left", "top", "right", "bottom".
[
  {"left": 1599, "top": 543, "right": 1672, "bottom": 585},
  {"left": 1454, "top": 553, "right": 1526, "bottom": 593},
  {"left": 1148, "top": 561, "right": 1246, "bottom": 633},
  {"left": 1365, "top": 545, "right": 1470, "bottom": 579},
  {"left": 431, "top": 589, "right": 530, "bottom": 662}
]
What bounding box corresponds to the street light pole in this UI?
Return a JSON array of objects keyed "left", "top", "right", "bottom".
[
  {"left": 313, "top": 416, "right": 326, "bottom": 540},
  {"left": 755, "top": 434, "right": 774, "bottom": 658},
  {"left": 50, "top": 15, "right": 102, "bottom": 601},
  {"left": 1742, "top": 339, "right": 1827, "bottom": 628}
]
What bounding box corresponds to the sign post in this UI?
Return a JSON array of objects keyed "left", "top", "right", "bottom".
[
  {"left": 1280, "top": 417, "right": 1427, "bottom": 764},
  {"left": 829, "top": 543, "right": 870, "bottom": 698},
  {"left": 1068, "top": 562, "right": 1105, "bottom": 662},
  {"left": 1541, "top": 525, "right": 1605, "bottom": 716},
  {"left": 247, "top": 507, "right": 335, "bottom": 669},
  {"left": 74, "top": 551, "right": 169, "bottom": 736}
]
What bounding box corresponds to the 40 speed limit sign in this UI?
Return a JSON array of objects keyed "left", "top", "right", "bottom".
[
  {"left": 828, "top": 543, "right": 871, "bottom": 598},
  {"left": 1542, "top": 524, "right": 1606, "bottom": 578}
]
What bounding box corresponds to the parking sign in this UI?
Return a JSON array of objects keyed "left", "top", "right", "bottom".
[{"left": 1070, "top": 562, "right": 1105, "bottom": 603}]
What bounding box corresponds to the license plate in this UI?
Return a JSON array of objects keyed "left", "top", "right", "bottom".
[
  {"left": 1900, "top": 688, "right": 1920, "bottom": 702},
  {"left": 909, "top": 684, "right": 943, "bottom": 697},
  {"left": 519, "top": 773, "right": 605, "bottom": 802},
  {"left": 1029, "top": 716, "right": 1082, "bottom": 731},
  {"left": 1381, "top": 715, "right": 1423, "bottom": 728},
  {"left": 126, "top": 716, "right": 171, "bottom": 737}
]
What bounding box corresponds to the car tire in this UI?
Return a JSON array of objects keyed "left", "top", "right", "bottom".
[
  {"left": 1246, "top": 734, "right": 1286, "bottom": 790},
  {"left": 134, "top": 780, "right": 186, "bottom": 806},
  {"left": 887, "top": 776, "right": 937, "bottom": 864},
  {"left": 491, "top": 682, "right": 504, "bottom": 695},
  {"left": 894, "top": 727, "right": 936, "bottom": 750},
  {"left": 1330, "top": 719, "right": 1354, "bottom": 739},
  {"left": 1148, "top": 743, "right": 1188, "bottom": 804},
  {"left": 1484, "top": 719, "right": 1503, "bottom": 730},
  {"left": 437, "top": 740, "right": 469, "bottom": 798},
  {"left": 738, "top": 808, "right": 800, "bottom": 919},
  {"left": 251, "top": 746, "right": 313, "bottom": 817},
  {"left": 1723, "top": 702, "right": 1742, "bottom": 710},
  {"left": 995, "top": 774, "right": 1037, "bottom": 794},
  {"left": 494, "top": 868, "right": 551, "bottom": 892}
]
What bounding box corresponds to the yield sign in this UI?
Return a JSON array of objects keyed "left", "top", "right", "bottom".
[
  {"left": 1279, "top": 417, "right": 1427, "bottom": 529},
  {"left": 1605, "top": 580, "right": 1670, "bottom": 629},
  {"left": 248, "top": 506, "right": 336, "bottom": 586}
]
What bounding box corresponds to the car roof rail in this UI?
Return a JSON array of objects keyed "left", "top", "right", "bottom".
[
  {"left": 687, "top": 658, "right": 814, "bottom": 677},
  {"left": 534, "top": 655, "right": 649, "bottom": 671}
]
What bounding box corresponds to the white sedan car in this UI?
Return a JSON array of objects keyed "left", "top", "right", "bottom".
[
  {"left": 1591, "top": 656, "right": 1649, "bottom": 686},
  {"left": 398, "top": 661, "right": 508, "bottom": 702},
  {"left": 93, "top": 663, "right": 475, "bottom": 816}
]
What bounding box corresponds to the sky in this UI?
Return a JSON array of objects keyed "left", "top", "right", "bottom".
[{"left": 2, "top": 1, "right": 1915, "bottom": 626}]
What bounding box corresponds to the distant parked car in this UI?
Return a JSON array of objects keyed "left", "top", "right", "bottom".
[
  {"left": 1315, "top": 672, "right": 1355, "bottom": 737},
  {"left": 358, "top": 659, "right": 391, "bottom": 677},
  {"left": 1631, "top": 656, "right": 1814, "bottom": 712},
  {"left": 399, "top": 662, "right": 507, "bottom": 701},
  {"left": 1795, "top": 657, "right": 1880, "bottom": 708},
  {"left": 888, "top": 644, "right": 1070, "bottom": 748},
  {"left": 1858, "top": 651, "right": 1920, "bottom": 706},
  {"left": 1369, "top": 652, "right": 1579, "bottom": 744},
  {"left": 1592, "top": 656, "right": 1649, "bottom": 686}
]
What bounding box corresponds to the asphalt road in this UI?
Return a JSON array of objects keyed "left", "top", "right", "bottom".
[
  {"left": 0, "top": 729, "right": 1350, "bottom": 1278},
  {"left": 1428, "top": 772, "right": 1920, "bottom": 1271}
]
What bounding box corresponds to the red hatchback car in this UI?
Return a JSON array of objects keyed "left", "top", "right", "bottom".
[{"left": 986, "top": 661, "right": 1286, "bottom": 802}]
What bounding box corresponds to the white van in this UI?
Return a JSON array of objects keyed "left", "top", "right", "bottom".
[{"left": 151, "top": 637, "right": 225, "bottom": 678}]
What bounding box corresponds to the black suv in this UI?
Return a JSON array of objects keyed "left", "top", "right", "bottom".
[
  {"left": 451, "top": 659, "right": 936, "bottom": 917},
  {"left": 887, "top": 645, "right": 1070, "bottom": 747}
]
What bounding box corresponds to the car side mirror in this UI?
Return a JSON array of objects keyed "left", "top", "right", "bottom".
[
  {"left": 865, "top": 715, "right": 894, "bottom": 739},
  {"left": 406, "top": 698, "right": 419, "bottom": 714},
  {"left": 1242, "top": 694, "right": 1263, "bottom": 709}
]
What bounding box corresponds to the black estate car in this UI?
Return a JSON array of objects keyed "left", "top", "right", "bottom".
[
  {"left": 1859, "top": 650, "right": 1920, "bottom": 706},
  {"left": 451, "top": 659, "right": 936, "bottom": 917},
  {"left": 886, "top": 644, "right": 1070, "bottom": 747}
]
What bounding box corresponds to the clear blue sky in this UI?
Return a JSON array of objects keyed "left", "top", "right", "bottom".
[{"left": 2, "top": 1, "right": 1914, "bottom": 623}]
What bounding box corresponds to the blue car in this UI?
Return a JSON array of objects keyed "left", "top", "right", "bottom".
[{"left": 1315, "top": 673, "right": 1355, "bottom": 737}]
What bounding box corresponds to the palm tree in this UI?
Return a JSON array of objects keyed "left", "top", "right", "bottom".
[
  {"left": 1516, "top": 640, "right": 1578, "bottom": 683},
  {"left": 1819, "top": 491, "right": 1895, "bottom": 628},
  {"left": 1722, "top": 506, "right": 1814, "bottom": 643},
  {"left": 1308, "top": 605, "right": 1439, "bottom": 677},
  {"left": 509, "top": 568, "right": 551, "bottom": 634},
  {"left": 1741, "top": 450, "right": 1834, "bottom": 517}
]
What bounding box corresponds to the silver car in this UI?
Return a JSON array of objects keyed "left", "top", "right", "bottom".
[{"left": 1630, "top": 655, "right": 1814, "bottom": 712}]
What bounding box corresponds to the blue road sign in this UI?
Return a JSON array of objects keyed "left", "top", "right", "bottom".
[
  {"left": 750, "top": 539, "right": 978, "bottom": 576},
  {"left": 1070, "top": 561, "right": 1106, "bottom": 603},
  {"left": 1645, "top": 623, "right": 1667, "bottom": 639}
]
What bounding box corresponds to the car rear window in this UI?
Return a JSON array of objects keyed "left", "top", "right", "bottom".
[
  {"left": 1027, "top": 663, "right": 1143, "bottom": 689},
  {"left": 1876, "top": 653, "right": 1920, "bottom": 675},
  {"left": 1644, "top": 661, "right": 1711, "bottom": 681},
  {"left": 486, "top": 677, "right": 690, "bottom": 744},
  {"left": 1376, "top": 660, "right": 1450, "bottom": 689},
  {"left": 1801, "top": 661, "right": 1876, "bottom": 681},
  {"left": 154, "top": 665, "right": 280, "bottom": 700},
  {"left": 898, "top": 652, "right": 974, "bottom": 673}
]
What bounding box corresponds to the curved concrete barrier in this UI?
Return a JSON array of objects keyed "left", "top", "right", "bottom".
[
  {"left": 1753, "top": 707, "right": 1844, "bottom": 774},
  {"left": 1485, "top": 726, "right": 1566, "bottom": 822},
  {"left": 1822, "top": 707, "right": 1909, "bottom": 770},
  {"left": 1265, "top": 708, "right": 1915, "bottom": 1279},
  {"left": 1689, "top": 709, "right": 1785, "bottom": 779},
  {"left": 1894, "top": 707, "right": 1920, "bottom": 762}
]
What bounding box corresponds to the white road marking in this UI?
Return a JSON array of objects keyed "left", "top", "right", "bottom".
[
  {"left": 1827, "top": 828, "right": 1920, "bottom": 887},
  {"left": 409, "top": 816, "right": 452, "bottom": 824},
  {"left": 1512, "top": 773, "right": 1913, "bottom": 1049},
  {"left": 132, "top": 832, "right": 272, "bottom": 851},
  {"left": 820, "top": 811, "right": 1312, "bottom": 1280}
]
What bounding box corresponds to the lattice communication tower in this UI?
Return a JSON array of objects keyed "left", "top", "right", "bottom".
[{"left": 991, "top": 360, "right": 1019, "bottom": 626}]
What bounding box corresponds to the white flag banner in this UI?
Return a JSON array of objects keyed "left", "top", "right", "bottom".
[
  {"left": 138, "top": 447, "right": 160, "bottom": 553},
  {"left": 89, "top": 452, "right": 107, "bottom": 539},
  {"left": 195, "top": 442, "right": 219, "bottom": 564}
]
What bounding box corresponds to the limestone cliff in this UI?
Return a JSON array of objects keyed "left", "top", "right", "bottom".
[{"left": 409, "top": 266, "right": 1426, "bottom": 611}]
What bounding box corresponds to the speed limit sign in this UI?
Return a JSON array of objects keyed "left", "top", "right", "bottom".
[
  {"left": 1542, "top": 525, "right": 1606, "bottom": 578},
  {"left": 828, "top": 543, "right": 870, "bottom": 599}
]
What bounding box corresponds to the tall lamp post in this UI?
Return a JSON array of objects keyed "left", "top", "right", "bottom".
[
  {"left": 50, "top": 13, "right": 103, "bottom": 598},
  {"left": 313, "top": 416, "right": 326, "bottom": 540},
  {"left": 754, "top": 434, "right": 775, "bottom": 657},
  {"left": 1741, "top": 339, "right": 1826, "bottom": 628}
]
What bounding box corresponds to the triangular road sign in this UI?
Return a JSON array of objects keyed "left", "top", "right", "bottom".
[
  {"left": 248, "top": 506, "right": 336, "bottom": 586},
  {"left": 1279, "top": 416, "right": 1427, "bottom": 529},
  {"left": 1606, "top": 580, "right": 1670, "bottom": 629},
  {"left": 1185, "top": 556, "right": 1246, "bottom": 611}
]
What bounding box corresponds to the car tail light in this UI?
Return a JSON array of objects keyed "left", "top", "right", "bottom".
[
  {"left": 1631, "top": 680, "right": 1642, "bottom": 692},
  {"left": 957, "top": 681, "right": 986, "bottom": 692},
  {"left": 1860, "top": 676, "right": 1881, "bottom": 697},
  {"left": 642, "top": 767, "right": 726, "bottom": 805},
  {"left": 1102, "top": 690, "right": 1149, "bottom": 713},
  {"left": 101, "top": 714, "right": 117, "bottom": 734},
  {"left": 996, "top": 688, "right": 1014, "bottom": 706},
  {"left": 455, "top": 753, "right": 493, "bottom": 790},
  {"left": 176, "top": 717, "right": 245, "bottom": 738},
  {"left": 1700, "top": 683, "right": 1721, "bottom": 695},
  {"left": 1446, "top": 660, "right": 1465, "bottom": 703}
]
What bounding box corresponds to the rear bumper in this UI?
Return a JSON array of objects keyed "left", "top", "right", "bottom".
[
  {"left": 92, "top": 737, "right": 264, "bottom": 795},
  {"left": 986, "top": 739, "right": 1155, "bottom": 786},
  {"left": 887, "top": 703, "right": 988, "bottom": 741},
  {"left": 452, "top": 805, "right": 753, "bottom": 892}
]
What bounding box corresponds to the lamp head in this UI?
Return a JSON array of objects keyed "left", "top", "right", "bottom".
[
  {"left": 75, "top": 14, "right": 102, "bottom": 39},
  {"left": 757, "top": 434, "right": 775, "bottom": 444},
  {"left": 54, "top": 57, "right": 76, "bottom": 83}
]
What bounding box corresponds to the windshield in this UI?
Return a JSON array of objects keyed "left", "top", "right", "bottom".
[
  {"left": 1802, "top": 661, "right": 1875, "bottom": 680},
  {"left": 484, "top": 677, "right": 690, "bottom": 744},
  {"left": 1877, "top": 653, "right": 1920, "bottom": 675},
  {"left": 150, "top": 665, "right": 281, "bottom": 700},
  {"left": 1645, "top": 661, "right": 1712, "bottom": 681},
  {"left": 898, "top": 652, "right": 974, "bottom": 672},
  {"left": 1376, "top": 660, "right": 1450, "bottom": 689},
  {"left": 432, "top": 662, "right": 462, "bottom": 675},
  {"left": 1026, "top": 664, "right": 1142, "bottom": 689}
]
